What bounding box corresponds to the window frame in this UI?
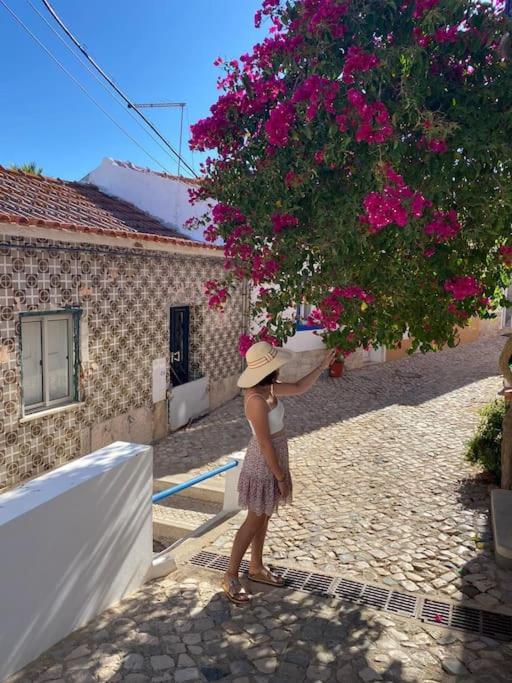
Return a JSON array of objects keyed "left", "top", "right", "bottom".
[
  {"left": 295, "top": 303, "right": 323, "bottom": 332},
  {"left": 20, "top": 309, "right": 81, "bottom": 415}
]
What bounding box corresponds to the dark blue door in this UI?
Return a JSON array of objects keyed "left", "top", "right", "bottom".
[{"left": 170, "top": 306, "right": 189, "bottom": 386}]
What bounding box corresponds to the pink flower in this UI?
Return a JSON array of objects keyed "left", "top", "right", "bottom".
[
  {"left": 314, "top": 150, "right": 325, "bottom": 164},
  {"left": 336, "top": 114, "right": 349, "bottom": 132},
  {"left": 411, "top": 0, "right": 440, "bottom": 19},
  {"left": 301, "top": 0, "right": 350, "bottom": 38},
  {"left": 424, "top": 210, "right": 461, "bottom": 242},
  {"left": 411, "top": 193, "right": 430, "bottom": 218},
  {"left": 284, "top": 171, "right": 303, "bottom": 188},
  {"left": 434, "top": 26, "right": 459, "bottom": 44},
  {"left": 343, "top": 46, "right": 380, "bottom": 84},
  {"left": 265, "top": 101, "right": 295, "bottom": 147},
  {"left": 347, "top": 88, "right": 365, "bottom": 108},
  {"left": 444, "top": 276, "right": 482, "bottom": 300},
  {"left": 429, "top": 138, "right": 448, "bottom": 153},
  {"left": 203, "top": 225, "right": 219, "bottom": 242},
  {"left": 272, "top": 212, "right": 299, "bottom": 233},
  {"left": 413, "top": 27, "right": 431, "bottom": 48},
  {"left": 420, "top": 136, "right": 449, "bottom": 153},
  {"left": 423, "top": 247, "right": 436, "bottom": 257},
  {"left": 344, "top": 90, "right": 393, "bottom": 144},
  {"left": 361, "top": 165, "right": 429, "bottom": 232},
  {"left": 238, "top": 334, "right": 253, "bottom": 356},
  {"left": 212, "top": 203, "right": 246, "bottom": 225},
  {"left": 307, "top": 285, "right": 374, "bottom": 331},
  {"left": 251, "top": 249, "right": 281, "bottom": 284},
  {"left": 204, "top": 279, "right": 229, "bottom": 310},
  {"left": 292, "top": 75, "right": 340, "bottom": 120},
  {"left": 257, "top": 326, "right": 280, "bottom": 346},
  {"left": 499, "top": 245, "right": 512, "bottom": 265}
]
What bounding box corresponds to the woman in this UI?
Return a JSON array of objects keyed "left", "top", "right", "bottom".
[{"left": 222, "top": 341, "right": 336, "bottom": 605}]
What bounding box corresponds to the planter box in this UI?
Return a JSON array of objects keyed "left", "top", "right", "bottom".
[{"left": 169, "top": 376, "right": 209, "bottom": 431}]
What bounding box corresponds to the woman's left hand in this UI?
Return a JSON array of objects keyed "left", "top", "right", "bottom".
[{"left": 320, "top": 349, "right": 337, "bottom": 370}]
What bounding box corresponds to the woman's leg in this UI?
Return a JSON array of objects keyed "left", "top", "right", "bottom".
[
  {"left": 226, "top": 510, "right": 266, "bottom": 578},
  {"left": 249, "top": 515, "right": 269, "bottom": 574}
]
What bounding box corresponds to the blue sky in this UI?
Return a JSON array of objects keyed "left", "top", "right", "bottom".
[{"left": 0, "top": 0, "right": 262, "bottom": 180}]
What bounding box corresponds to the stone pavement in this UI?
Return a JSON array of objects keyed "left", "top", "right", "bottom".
[
  {"left": 10, "top": 336, "right": 512, "bottom": 682},
  {"left": 11, "top": 567, "right": 512, "bottom": 683},
  {"left": 156, "top": 336, "right": 512, "bottom": 612}
]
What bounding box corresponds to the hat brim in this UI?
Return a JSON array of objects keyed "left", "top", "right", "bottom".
[{"left": 237, "top": 348, "right": 292, "bottom": 388}]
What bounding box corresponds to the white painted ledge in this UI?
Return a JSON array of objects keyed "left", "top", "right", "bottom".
[
  {"left": 19, "top": 401, "right": 85, "bottom": 424},
  {"left": 0, "top": 441, "right": 153, "bottom": 681}
]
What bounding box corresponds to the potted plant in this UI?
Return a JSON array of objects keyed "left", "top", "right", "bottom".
[{"left": 329, "top": 349, "right": 345, "bottom": 378}]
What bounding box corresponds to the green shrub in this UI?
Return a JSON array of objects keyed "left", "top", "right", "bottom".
[{"left": 465, "top": 399, "right": 506, "bottom": 479}]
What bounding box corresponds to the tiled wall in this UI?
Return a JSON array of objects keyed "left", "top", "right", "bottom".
[{"left": 0, "top": 233, "right": 246, "bottom": 491}]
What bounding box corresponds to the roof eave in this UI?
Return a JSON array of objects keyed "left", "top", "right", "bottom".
[{"left": 0, "top": 214, "right": 224, "bottom": 258}]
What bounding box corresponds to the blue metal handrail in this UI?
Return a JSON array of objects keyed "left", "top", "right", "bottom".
[{"left": 152, "top": 459, "right": 238, "bottom": 504}]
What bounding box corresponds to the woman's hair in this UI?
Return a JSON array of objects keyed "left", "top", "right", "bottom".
[{"left": 256, "top": 370, "right": 279, "bottom": 387}]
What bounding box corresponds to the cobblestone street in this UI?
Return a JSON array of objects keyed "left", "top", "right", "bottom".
[
  {"left": 157, "top": 336, "right": 512, "bottom": 611},
  {"left": 11, "top": 336, "right": 512, "bottom": 682},
  {"left": 12, "top": 567, "right": 512, "bottom": 683}
]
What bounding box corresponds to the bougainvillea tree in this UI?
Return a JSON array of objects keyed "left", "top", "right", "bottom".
[{"left": 189, "top": 0, "right": 512, "bottom": 364}]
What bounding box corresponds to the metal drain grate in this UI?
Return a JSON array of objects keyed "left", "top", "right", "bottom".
[
  {"left": 281, "top": 568, "right": 310, "bottom": 590},
  {"left": 451, "top": 605, "right": 480, "bottom": 633},
  {"left": 190, "top": 551, "right": 217, "bottom": 567},
  {"left": 335, "top": 578, "right": 364, "bottom": 601},
  {"left": 421, "top": 599, "right": 451, "bottom": 627},
  {"left": 482, "top": 611, "right": 512, "bottom": 640},
  {"left": 360, "top": 584, "right": 391, "bottom": 611},
  {"left": 303, "top": 573, "right": 336, "bottom": 595},
  {"left": 210, "top": 555, "right": 230, "bottom": 572},
  {"left": 189, "top": 552, "right": 512, "bottom": 640},
  {"left": 387, "top": 591, "right": 418, "bottom": 617}
]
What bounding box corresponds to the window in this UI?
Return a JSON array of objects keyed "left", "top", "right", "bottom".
[
  {"left": 295, "top": 303, "right": 322, "bottom": 331},
  {"left": 21, "top": 312, "right": 79, "bottom": 413}
]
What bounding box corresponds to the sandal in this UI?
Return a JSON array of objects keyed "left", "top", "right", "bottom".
[
  {"left": 222, "top": 575, "right": 252, "bottom": 606},
  {"left": 248, "top": 566, "right": 285, "bottom": 587}
]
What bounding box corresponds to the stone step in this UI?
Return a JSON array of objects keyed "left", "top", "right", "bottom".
[
  {"left": 152, "top": 494, "right": 222, "bottom": 543},
  {"left": 153, "top": 473, "right": 225, "bottom": 505},
  {"left": 491, "top": 489, "right": 512, "bottom": 569}
]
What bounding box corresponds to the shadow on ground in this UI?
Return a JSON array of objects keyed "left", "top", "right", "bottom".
[{"left": 9, "top": 564, "right": 512, "bottom": 682}]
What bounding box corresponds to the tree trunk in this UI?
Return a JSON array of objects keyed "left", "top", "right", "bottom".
[{"left": 499, "top": 336, "right": 512, "bottom": 490}]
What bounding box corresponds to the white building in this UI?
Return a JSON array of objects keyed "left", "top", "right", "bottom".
[{"left": 83, "top": 158, "right": 210, "bottom": 242}]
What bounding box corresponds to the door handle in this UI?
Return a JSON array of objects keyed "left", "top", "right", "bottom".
[{"left": 170, "top": 351, "right": 181, "bottom": 363}]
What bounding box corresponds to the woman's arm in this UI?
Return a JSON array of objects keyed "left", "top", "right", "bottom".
[
  {"left": 246, "top": 397, "right": 286, "bottom": 481},
  {"left": 273, "top": 349, "right": 337, "bottom": 397}
]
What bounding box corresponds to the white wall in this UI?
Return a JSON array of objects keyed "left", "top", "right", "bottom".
[
  {"left": 284, "top": 329, "right": 325, "bottom": 352},
  {"left": 84, "top": 158, "right": 211, "bottom": 242},
  {"left": 169, "top": 376, "right": 209, "bottom": 431},
  {"left": 0, "top": 441, "right": 153, "bottom": 680}
]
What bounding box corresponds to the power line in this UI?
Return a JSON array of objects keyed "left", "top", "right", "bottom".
[
  {"left": 41, "top": 0, "right": 198, "bottom": 178},
  {"left": 26, "top": 0, "right": 183, "bottom": 171},
  {"left": 0, "top": 0, "right": 173, "bottom": 174}
]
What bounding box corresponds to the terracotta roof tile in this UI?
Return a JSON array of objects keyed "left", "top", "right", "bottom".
[{"left": 0, "top": 166, "right": 216, "bottom": 251}]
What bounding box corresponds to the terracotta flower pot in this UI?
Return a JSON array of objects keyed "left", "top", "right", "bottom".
[{"left": 329, "top": 359, "right": 345, "bottom": 378}]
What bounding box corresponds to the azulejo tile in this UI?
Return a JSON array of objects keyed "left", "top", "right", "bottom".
[{"left": 0, "top": 236, "right": 246, "bottom": 489}]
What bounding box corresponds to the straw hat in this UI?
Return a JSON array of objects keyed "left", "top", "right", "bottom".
[{"left": 237, "top": 341, "right": 292, "bottom": 388}]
